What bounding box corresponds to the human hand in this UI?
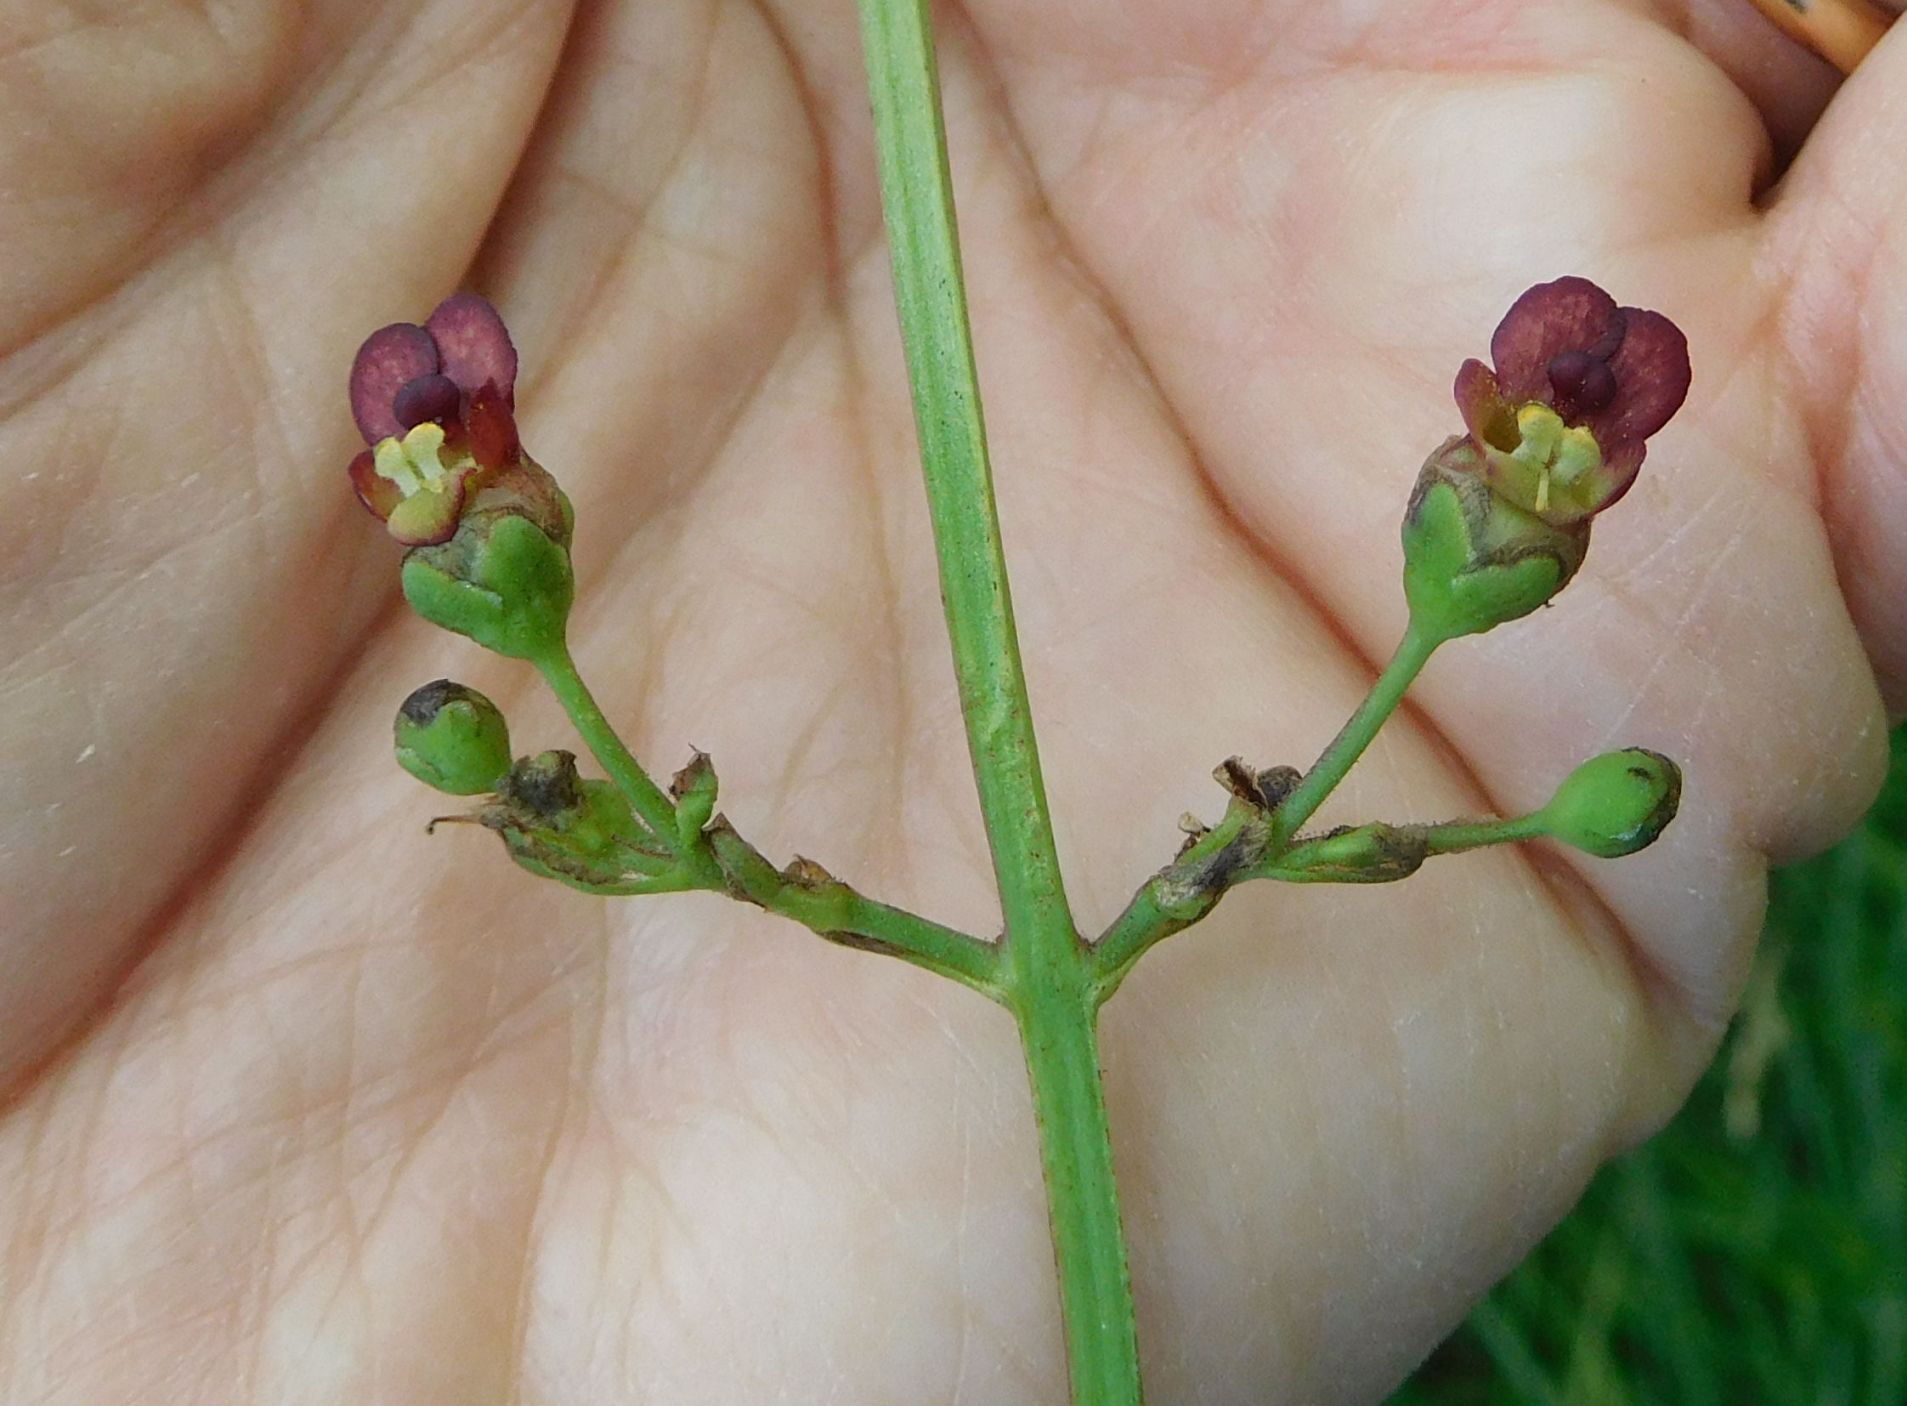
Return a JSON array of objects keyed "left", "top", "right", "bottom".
[{"left": 5, "top": 1, "right": 1905, "bottom": 1399}]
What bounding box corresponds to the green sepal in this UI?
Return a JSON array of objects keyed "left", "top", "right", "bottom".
[
  {"left": 1402, "top": 438, "right": 1588, "bottom": 642},
  {"left": 394, "top": 680, "right": 511, "bottom": 795},
  {"left": 670, "top": 752, "right": 719, "bottom": 847},
  {"left": 1542, "top": 748, "right": 1682, "bottom": 858},
  {"left": 401, "top": 514, "right": 574, "bottom": 660}
]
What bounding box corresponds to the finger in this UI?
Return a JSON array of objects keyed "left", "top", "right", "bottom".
[
  {"left": 1685, "top": 0, "right": 1845, "bottom": 156},
  {"left": 1765, "top": 21, "right": 1907, "bottom": 713},
  {"left": 0, "top": 0, "right": 572, "bottom": 1089},
  {"left": 467, "top": 0, "right": 858, "bottom": 544}
]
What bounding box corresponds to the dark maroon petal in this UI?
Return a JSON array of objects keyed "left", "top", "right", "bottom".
[
  {"left": 350, "top": 323, "right": 439, "bottom": 444},
  {"left": 1454, "top": 358, "right": 1518, "bottom": 451},
  {"left": 1594, "top": 442, "right": 1647, "bottom": 513},
  {"left": 348, "top": 448, "right": 401, "bottom": 521},
  {"left": 426, "top": 293, "right": 517, "bottom": 402},
  {"left": 393, "top": 373, "right": 462, "bottom": 431},
  {"left": 1490, "top": 277, "right": 1621, "bottom": 405},
  {"left": 464, "top": 383, "right": 520, "bottom": 471},
  {"left": 1585, "top": 307, "right": 1690, "bottom": 452}
]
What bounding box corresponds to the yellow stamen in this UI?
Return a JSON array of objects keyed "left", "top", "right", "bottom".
[
  {"left": 373, "top": 438, "right": 421, "bottom": 496},
  {"left": 372, "top": 422, "right": 462, "bottom": 500},
  {"left": 1510, "top": 405, "right": 1604, "bottom": 516}
]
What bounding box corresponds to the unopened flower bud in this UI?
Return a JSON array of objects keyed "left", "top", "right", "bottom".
[
  {"left": 394, "top": 680, "right": 511, "bottom": 795},
  {"left": 1542, "top": 748, "right": 1682, "bottom": 858},
  {"left": 1401, "top": 437, "right": 1590, "bottom": 641}
]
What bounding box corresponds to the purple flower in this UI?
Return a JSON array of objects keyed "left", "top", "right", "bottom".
[
  {"left": 346, "top": 294, "right": 523, "bottom": 546},
  {"left": 1452, "top": 277, "right": 1690, "bottom": 525}
]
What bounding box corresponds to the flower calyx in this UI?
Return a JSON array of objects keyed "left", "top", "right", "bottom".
[{"left": 1402, "top": 436, "right": 1591, "bottom": 640}]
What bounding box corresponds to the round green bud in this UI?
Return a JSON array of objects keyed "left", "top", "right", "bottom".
[
  {"left": 395, "top": 680, "right": 512, "bottom": 795},
  {"left": 1543, "top": 749, "right": 1682, "bottom": 858},
  {"left": 1402, "top": 438, "right": 1590, "bottom": 642}
]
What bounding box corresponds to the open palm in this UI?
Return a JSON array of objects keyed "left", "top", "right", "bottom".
[{"left": 7, "top": 1, "right": 1907, "bottom": 1400}]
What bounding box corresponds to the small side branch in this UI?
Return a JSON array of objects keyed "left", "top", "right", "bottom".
[
  {"left": 1092, "top": 804, "right": 1558, "bottom": 1000},
  {"left": 521, "top": 645, "right": 1002, "bottom": 995},
  {"left": 705, "top": 817, "right": 1003, "bottom": 998}
]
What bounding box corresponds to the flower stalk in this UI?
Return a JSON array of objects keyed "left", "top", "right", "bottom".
[{"left": 530, "top": 642, "right": 686, "bottom": 850}]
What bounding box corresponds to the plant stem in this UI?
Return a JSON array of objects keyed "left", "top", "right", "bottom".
[
  {"left": 856, "top": 0, "right": 1075, "bottom": 947},
  {"left": 856, "top": 0, "right": 1143, "bottom": 1399},
  {"left": 705, "top": 821, "right": 1003, "bottom": 995},
  {"left": 1272, "top": 618, "right": 1444, "bottom": 846},
  {"left": 1422, "top": 813, "right": 1549, "bottom": 855},
  {"left": 532, "top": 641, "right": 1001, "bottom": 983},
  {"left": 1094, "top": 616, "right": 1447, "bottom": 989},
  {"left": 1091, "top": 803, "right": 1264, "bottom": 1001},
  {"left": 533, "top": 641, "right": 683, "bottom": 845},
  {"left": 1016, "top": 985, "right": 1144, "bottom": 1406}
]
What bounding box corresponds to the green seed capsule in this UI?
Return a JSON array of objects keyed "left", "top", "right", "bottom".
[
  {"left": 394, "top": 680, "right": 512, "bottom": 795},
  {"left": 1542, "top": 749, "right": 1682, "bottom": 858}
]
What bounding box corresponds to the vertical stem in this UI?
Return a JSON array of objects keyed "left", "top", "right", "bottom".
[
  {"left": 856, "top": 0, "right": 1075, "bottom": 946},
  {"left": 855, "top": 1, "right": 1143, "bottom": 1399},
  {"left": 1272, "top": 619, "right": 1444, "bottom": 846},
  {"left": 1017, "top": 987, "right": 1144, "bottom": 1406}
]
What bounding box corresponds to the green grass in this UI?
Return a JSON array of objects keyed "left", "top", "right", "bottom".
[{"left": 1392, "top": 726, "right": 1907, "bottom": 1406}]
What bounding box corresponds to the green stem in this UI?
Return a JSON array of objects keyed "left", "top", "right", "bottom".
[
  {"left": 857, "top": 0, "right": 1142, "bottom": 1398},
  {"left": 1272, "top": 618, "right": 1445, "bottom": 846},
  {"left": 706, "top": 822, "right": 1002, "bottom": 995},
  {"left": 1091, "top": 803, "right": 1263, "bottom": 1001},
  {"left": 857, "top": 0, "right": 1075, "bottom": 947},
  {"left": 531, "top": 641, "right": 999, "bottom": 985},
  {"left": 533, "top": 642, "right": 682, "bottom": 846},
  {"left": 1422, "top": 812, "right": 1549, "bottom": 855},
  {"left": 1093, "top": 798, "right": 1544, "bottom": 998},
  {"left": 1016, "top": 987, "right": 1144, "bottom": 1406}
]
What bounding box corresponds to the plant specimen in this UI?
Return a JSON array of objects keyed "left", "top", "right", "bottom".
[{"left": 349, "top": 7, "right": 1692, "bottom": 1402}]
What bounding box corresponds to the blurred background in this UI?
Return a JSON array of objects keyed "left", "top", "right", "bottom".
[{"left": 1391, "top": 727, "right": 1907, "bottom": 1404}]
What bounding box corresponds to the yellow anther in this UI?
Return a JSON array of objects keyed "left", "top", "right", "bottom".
[
  {"left": 373, "top": 437, "right": 421, "bottom": 496},
  {"left": 372, "top": 422, "right": 462, "bottom": 500}
]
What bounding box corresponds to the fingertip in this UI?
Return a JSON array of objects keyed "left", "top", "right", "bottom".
[{"left": 1765, "top": 19, "right": 1907, "bottom": 712}]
